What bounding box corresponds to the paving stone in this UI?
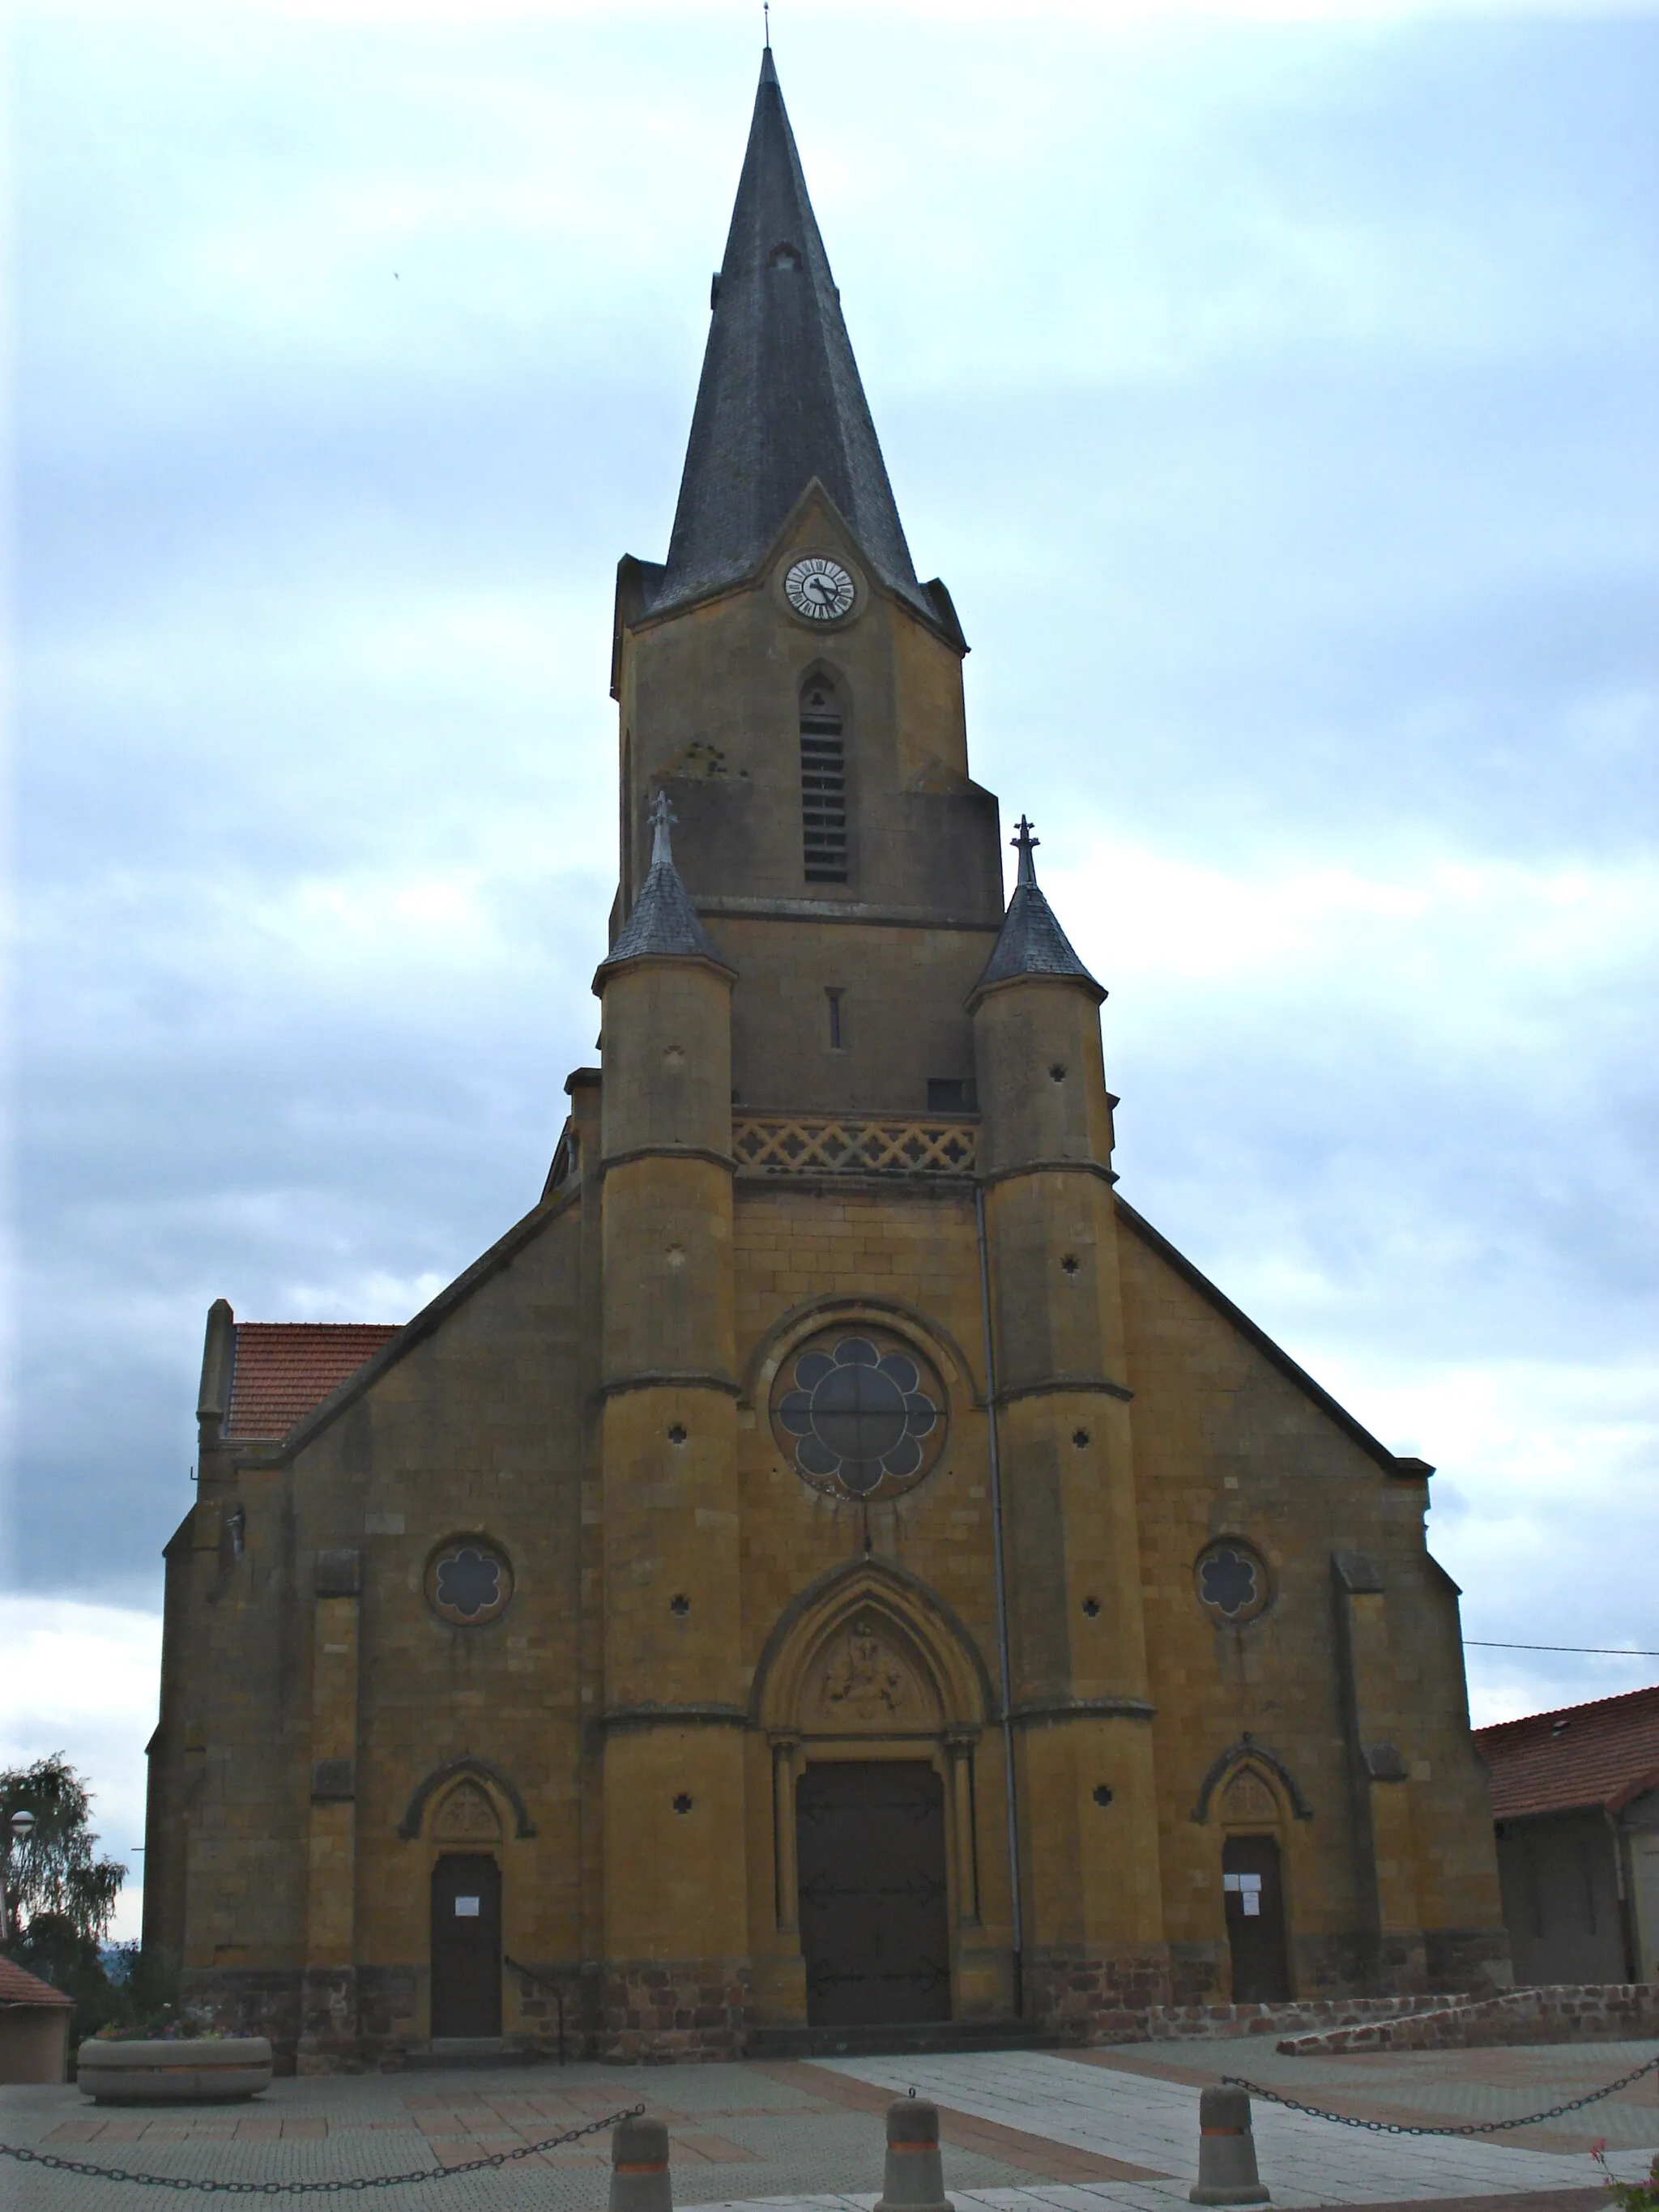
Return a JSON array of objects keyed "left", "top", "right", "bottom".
[{"left": 2, "top": 2043, "right": 1654, "bottom": 2212}]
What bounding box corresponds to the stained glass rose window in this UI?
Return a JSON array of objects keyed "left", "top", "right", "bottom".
[
  {"left": 770, "top": 1329, "right": 947, "bottom": 1502},
  {"left": 425, "top": 1538, "right": 514, "bottom": 1627},
  {"left": 1194, "top": 1540, "right": 1269, "bottom": 1626}
]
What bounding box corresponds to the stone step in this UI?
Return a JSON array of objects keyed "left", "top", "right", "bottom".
[
  {"left": 748, "top": 2018, "right": 1050, "bottom": 2060},
  {"left": 404, "top": 2037, "right": 545, "bottom": 2069}
]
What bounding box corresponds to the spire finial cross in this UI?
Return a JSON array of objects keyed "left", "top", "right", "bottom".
[
  {"left": 649, "top": 788, "right": 678, "bottom": 868},
  {"left": 763, "top": 0, "right": 770, "bottom": 49},
  {"left": 1011, "top": 814, "right": 1039, "bottom": 889}
]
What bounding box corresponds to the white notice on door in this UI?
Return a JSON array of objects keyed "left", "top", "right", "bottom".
[
  {"left": 1223, "top": 1872, "right": 1263, "bottom": 1916},
  {"left": 454, "top": 1896, "right": 480, "bottom": 1917}
]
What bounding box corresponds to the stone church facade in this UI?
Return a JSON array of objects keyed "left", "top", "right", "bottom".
[{"left": 143, "top": 52, "right": 1508, "bottom": 2068}]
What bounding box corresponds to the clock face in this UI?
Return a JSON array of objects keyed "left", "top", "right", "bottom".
[{"left": 784, "top": 556, "right": 856, "bottom": 623}]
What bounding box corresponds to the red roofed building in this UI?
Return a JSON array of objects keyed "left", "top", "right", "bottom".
[
  {"left": 1474, "top": 1685, "right": 1659, "bottom": 1987},
  {"left": 223, "top": 1323, "right": 403, "bottom": 1442},
  {"left": 0, "top": 1955, "right": 73, "bottom": 2084}
]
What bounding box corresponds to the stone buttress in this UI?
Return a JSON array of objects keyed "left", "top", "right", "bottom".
[
  {"left": 970, "top": 824, "right": 1167, "bottom": 2033},
  {"left": 592, "top": 798, "right": 750, "bottom": 2054}
]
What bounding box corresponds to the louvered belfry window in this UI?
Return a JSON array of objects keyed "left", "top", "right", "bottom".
[{"left": 800, "top": 676, "right": 848, "bottom": 883}]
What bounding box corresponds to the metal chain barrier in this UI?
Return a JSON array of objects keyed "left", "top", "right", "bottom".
[
  {"left": 1222, "top": 2049, "right": 1659, "bottom": 2137},
  {"left": 0, "top": 2103, "right": 645, "bottom": 2193}
]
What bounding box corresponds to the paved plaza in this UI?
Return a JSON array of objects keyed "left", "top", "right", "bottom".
[{"left": 2, "top": 2041, "right": 1655, "bottom": 2212}]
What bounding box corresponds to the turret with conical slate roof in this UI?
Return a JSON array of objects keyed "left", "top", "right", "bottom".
[
  {"left": 975, "top": 817, "right": 1103, "bottom": 999},
  {"left": 592, "top": 789, "right": 744, "bottom": 1995},
  {"left": 969, "top": 815, "right": 1164, "bottom": 1994},
  {"left": 598, "top": 791, "right": 729, "bottom": 974}
]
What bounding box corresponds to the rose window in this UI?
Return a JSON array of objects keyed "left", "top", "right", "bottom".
[
  {"left": 1194, "top": 1540, "right": 1269, "bottom": 1626},
  {"left": 770, "top": 1330, "right": 947, "bottom": 1502},
  {"left": 425, "top": 1538, "right": 514, "bottom": 1627}
]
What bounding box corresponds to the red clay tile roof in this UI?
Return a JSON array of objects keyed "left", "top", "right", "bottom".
[
  {"left": 1473, "top": 1682, "right": 1659, "bottom": 1822},
  {"left": 225, "top": 1323, "right": 400, "bottom": 1440},
  {"left": 0, "top": 1956, "right": 74, "bottom": 2005}
]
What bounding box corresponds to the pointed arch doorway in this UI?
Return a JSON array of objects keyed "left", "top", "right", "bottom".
[
  {"left": 1217, "top": 1762, "right": 1292, "bottom": 2002},
  {"left": 753, "top": 1558, "right": 997, "bottom": 2031}
]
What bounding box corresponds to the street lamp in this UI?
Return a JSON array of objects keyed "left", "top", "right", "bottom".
[{"left": 1, "top": 1808, "right": 36, "bottom": 1946}]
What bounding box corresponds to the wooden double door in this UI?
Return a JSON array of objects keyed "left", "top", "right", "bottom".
[{"left": 796, "top": 1761, "right": 952, "bottom": 2027}]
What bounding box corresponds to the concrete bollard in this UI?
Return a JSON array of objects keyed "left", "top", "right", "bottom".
[
  {"left": 609, "top": 2116, "right": 672, "bottom": 2212},
  {"left": 874, "top": 2096, "right": 953, "bottom": 2212},
  {"left": 1188, "top": 2086, "right": 1269, "bottom": 2206}
]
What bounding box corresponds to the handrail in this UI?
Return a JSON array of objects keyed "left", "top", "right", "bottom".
[{"left": 503, "top": 1954, "right": 567, "bottom": 2065}]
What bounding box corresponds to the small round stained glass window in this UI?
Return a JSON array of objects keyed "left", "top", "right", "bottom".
[
  {"left": 770, "top": 1328, "right": 947, "bottom": 1503},
  {"left": 1195, "top": 1540, "right": 1269, "bottom": 1626},
  {"left": 425, "top": 1538, "right": 513, "bottom": 1627}
]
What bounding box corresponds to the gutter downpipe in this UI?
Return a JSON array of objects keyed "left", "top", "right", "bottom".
[{"left": 976, "top": 1179, "right": 1024, "bottom": 2018}]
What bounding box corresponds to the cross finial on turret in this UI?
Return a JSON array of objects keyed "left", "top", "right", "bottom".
[
  {"left": 649, "top": 788, "right": 677, "bottom": 868},
  {"left": 1011, "top": 814, "right": 1039, "bottom": 889}
]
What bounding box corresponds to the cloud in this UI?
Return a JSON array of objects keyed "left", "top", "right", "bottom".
[
  {"left": 7, "top": 6, "right": 1655, "bottom": 1807},
  {"left": 2, "top": 1602, "right": 164, "bottom": 1943}
]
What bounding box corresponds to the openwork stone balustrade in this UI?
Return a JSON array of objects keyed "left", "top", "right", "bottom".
[{"left": 733, "top": 1114, "right": 978, "bottom": 1178}]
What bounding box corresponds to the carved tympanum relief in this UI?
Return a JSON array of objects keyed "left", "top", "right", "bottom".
[
  {"left": 1218, "top": 1766, "right": 1279, "bottom": 1826},
  {"left": 432, "top": 1778, "right": 502, "bottom": 1843},
  {"left": 823, "top": 1620, "right": 908, "bottom": 1720},
  {"left": 796, "top": 1611, "right": 947, "bottom": 1733}
]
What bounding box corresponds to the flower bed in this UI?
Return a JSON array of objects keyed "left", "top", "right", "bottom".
[{"left": 76, "top": 2036, "right": 273, "bottom": 2103}]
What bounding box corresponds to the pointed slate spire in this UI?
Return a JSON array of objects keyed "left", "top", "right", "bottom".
[
  {"left": 654, "top": 50, "right": 923, "bottom": 616},
  {"left": 974, "top": 817, "right": 1104, "bottom": 999},
  {"left": 598, "top": 793, "right": 730, "bottom": 974}
]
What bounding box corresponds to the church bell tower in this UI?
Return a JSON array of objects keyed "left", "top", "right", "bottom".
[{"left": 611, "top": 49, "right": 1004, "bottom": 1123}]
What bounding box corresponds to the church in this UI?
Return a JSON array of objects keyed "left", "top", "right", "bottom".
[{"left": 143, "top": 50, "right": 1508, "bottom": 2069}]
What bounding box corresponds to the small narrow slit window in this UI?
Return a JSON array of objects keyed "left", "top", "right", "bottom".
[
  {"left": 800, "top": 676, "right": 848, "bottom": 884},
  {"left": 826, "top": 988, "right": 845, "bottom": 1050}
]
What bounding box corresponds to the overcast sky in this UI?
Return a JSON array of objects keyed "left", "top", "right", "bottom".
[{"left": 5, "top": 0, "right": 1656, "bottom": 1937}]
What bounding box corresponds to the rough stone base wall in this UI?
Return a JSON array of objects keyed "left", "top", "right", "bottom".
[
  {"left": 296, "top": 1967, "right": 362, "bottom": 2074},
  {"left": 1026, "top": 1947, "right": 1172, "bottom": 2044},
  {"left": 600, "top": 1958, "right": 753, "bottom": 2061},
  {"left": 356, "top": 1967, "right": 420, "bottom": 2067},
  {"left": 506, "top": 1963, "right": 599, "bottom": 2064},
  {"left": 1277, "top": 1980, "right": 1659, "bottom": 2056},
  {"left": 1423, "top": 1926, "right": 1515, "bottom": 1997},
  {"left": 1166, "top": 1942, "right": 1226, "bottom": 2008},
  {"left": 1290, "top": 1930, "right": 1380, "bottom": 1997},
  {"left": 179, "top": 1970, "right": 302, "bottom": 2073},
  {"left": 1146, "top": 1993, "right": 1449, "bottom": 2042}
]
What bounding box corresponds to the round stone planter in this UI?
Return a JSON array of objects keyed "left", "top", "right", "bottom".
[{"left": 76, "top": 2037, "right": 273, "bottom": 2103}]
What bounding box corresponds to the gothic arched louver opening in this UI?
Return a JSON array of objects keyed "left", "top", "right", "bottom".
[{"left": 800, "top": 673, "right": 848, "bottom": 883}]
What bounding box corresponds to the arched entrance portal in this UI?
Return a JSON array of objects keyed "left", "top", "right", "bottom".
[
  {"left": 752, "top": 1559, "right": 997, "bottom": 2031},
  {"left": 430, "top": 1853, "right": 501, "bottom": 2037}
]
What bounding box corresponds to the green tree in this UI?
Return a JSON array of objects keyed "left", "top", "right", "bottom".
[
  {"left": 2, "top": 1754, "right": 129, "bottom": 2041},
  {"left": 2, "top": 1754, "right": 126, "bottom": 1941}
]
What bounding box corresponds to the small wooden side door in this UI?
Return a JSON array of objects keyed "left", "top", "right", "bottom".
[
  {"left": 430, "top": 1853, "right": 502, "bottom": 2038},
  {"left": 1223, "top": 1833, "right": 1290, "bottom": 2002}
]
